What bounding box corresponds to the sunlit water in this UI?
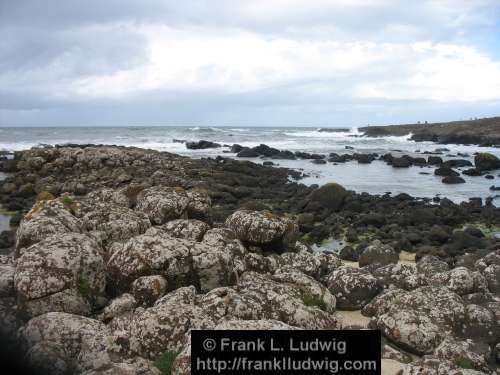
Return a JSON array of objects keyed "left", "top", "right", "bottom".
[{"left": 0, "top": 126, "right": 499, "bottom": 205}]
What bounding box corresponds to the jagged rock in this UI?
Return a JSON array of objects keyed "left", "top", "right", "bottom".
[
  {"left": 326, "top": 266, "right": 381, "bottom": 310},
  {"left": 161, "top": 219, "right": 210, "bottom": 241},
  {"left": 131, "top": 275, "right": 168, "bottom": 306},
  {"left": 358, "top": 240, "right": 399, "bottom": 268},
  {"left": 15, "top": 198, "right": 83, "bottom": 253},
  {"left": 15, "top": 233, "right": 105, "bottom": 319},
  {"left": 225, "top": 210, "right": 298, "bottom": 251},
  {"left": 82, "top": 203, "right": 151, "bottom": 247}
]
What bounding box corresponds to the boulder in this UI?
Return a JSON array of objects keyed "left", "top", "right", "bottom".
[
  {"left": 475, "top": 153, "right": 500, "bottom": 171},
  {"left": 435, "top": 167, "right": 459, "bottom": 177},
  {"left": 358, "top": 240, "right": 399, "bottom": 268},
  {"left": 135, "top": 186, "right": 190, "bottom": 225},
  {"left": 442, "top": 176, "right": 466, "bottom": 184},
  {"left": 225, "top": 210, "right": 298, "bottom": 251},
  {"left": 416, "top": 255, "right": 450, "bottom": 277},
  {"left": 326, "top": 266, "right": 381, "bottom": 310},
  {"left": 185, "top": 140, "right": 221, "bottom": 149},
  {"left": 131, "top": 275, "right": 168, "bottom": 306},
  {"left": 429, "top": 267, "right": 488, "bottom": 295},
  {"left": 100, "top": 293, "right": 136, "bottom": 322},
  {"left": 392, "top": 157, "right": 411, "bottom": 168},
  {"left": 160, "top": 219, "right": 210, "bottom": 242},
  {"left": 372, "top": 263, "right": 426, "bottom": 291},
  {"left": 306, "top": 183, "right": 348, "bottom": 212},
  {"left": 15, "top": 233, "right": 106, "bottom": 319},
  {"left": 15, "top": 198, "right": 83, "bottom": 253}
]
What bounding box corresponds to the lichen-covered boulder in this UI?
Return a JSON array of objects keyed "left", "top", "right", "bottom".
[
  {"left": 326, "top": 266, "right": 381, "bottom": 310},
  {"left": 0, "top": 264, "right": 15, "bottom": 297},
  {"left": 186, "top": 190, "right": 211, "bottom": 220},
  {"left": 82, "top": 203, "right": 151, "bottom": 247},
  {"left": 107, "top": 228, "right": 193, "bottom": 292},
  {"left": 198, "top": 272, "right": 340, "bottom": 329},
  {"left": 161, "top": 219, "right": 210, "bottom": 241},
  {"left": 225, "top": 210, "right": 299, "bottom": 251},
  {"left": 363, "top": 286, "right": 466, "bottom": 355},
  {"left": 15, "top": 198, "right": 83, "bottom": 253},
  {"left": 429, "top": 267, "right": 488, "bottom": 296},
  {"left": 19, "top": 312, "right": 108, "bottom": 374},
  {"left": 371, "top": 263, "right": 426, "bottom": 291},
  {"left": 100, "top": 293, "right": 137, "bottom": 322},
  {"left": 131, "top": 275, "right": 168, "bottom": 307},
  {"left": 85, "top": 188, "right": 131, "bottom": 208},
  {"left": 279, "top": 251, "right": 342, "bottom": 280},
  {"left": 272, "top": 268, "right": 336, "bottom": 312},
  {"left": 359, "top": 240, "right": 399, "bottom": 268},
  {"left": 461, "top": 304, "right": 498, "bottom": 345},
  {"left": 135, "top": 186, "right": 190, "bottom": 224},
  {"left": 433, "top": 337, "right": 491, "bottom": 373},
  {"left": 129, "top": 300, "right": 214, "bottom": 359},
  {"left": 475, "top": 250, "right": 500, "bottom": 294},
  {"left": 14, "top": 233, "right": 106, "bottom": 319},
  {"left": 416, "top": 255, "right": 450, "bottom": 277}
]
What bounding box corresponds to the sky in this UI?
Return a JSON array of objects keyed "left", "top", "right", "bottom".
[{"left": 1, "top": 0, "right": 500, "bottom": 127}]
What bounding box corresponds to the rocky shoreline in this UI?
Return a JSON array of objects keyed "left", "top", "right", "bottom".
[
  {"left": 0, "top": 144, "right": 499, "bottom": 374},
  {"left": 360, "top": 116, "right": 500, "bottom": 147}
]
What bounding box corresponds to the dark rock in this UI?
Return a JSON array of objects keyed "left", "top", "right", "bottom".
[
  {"left": 252, "top": 144, "right": 280, "bottom": 157},
  {"left": 427, "top": 156, "right": 443, "bottom": 165},
  {"left": 271, "top": 151, "right": 296, "bottom": 160},
  {"left": 236, "top": 148, "right": 260, "bottom": 157},
  {"left": 485, "top": 175, "right": 494, "bottom": 180},
  {"left": 185, "top": 140, "right": 221, "bottom": 149},
  {"left": 428, "top": 225, "right": 451, "bottom": 244},
  {"left": 230, "top": 144, "right": 244, "bottom": 153},
  {"left": 262, "top": 161, "right": 274, "bottom": 166},
  {"left": 172, "top": 139, "right": 186, "bottom": 143},
  {"left": 442, "top": 176, "right": 465, "bottom": 184},
  {"left": 463, "top": 168, "right": 484, "bottom": 176},
  {"left": 475, "top": 153, "right": 500, "bottom": 171},
  {"left": 358, "top": 240, "right": 398, "bottom": 268},
  {"left": 306, "top": 183, "right": 348, "bottom": 212},
  {"left": 338, "top": 245, "right": 362, "bottom": 262},
  {"left": 490, "top": 185, "right": 500, "bottom": 191},
  {"left": 434, "top": 167, "right": 459, "bottom": 177},
  {"left": 443, "top": 159, "right": 473, "bottom": 168},
  {"left": 311, "top": 159, "right": 326, "bottom": 165},
  {"left": 391, "top": 157, "right": 411, "bottom": 168}
]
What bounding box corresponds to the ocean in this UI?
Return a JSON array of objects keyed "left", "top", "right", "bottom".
[{"left": 1, "top": 126, "right": 499, "bottom": 205}]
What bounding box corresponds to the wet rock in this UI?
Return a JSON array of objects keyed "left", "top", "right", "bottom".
[
  {"left": 326, "top": 266, "right": 381, "bottom": 310},
  {"left": 15, "top": 233, "right": 105, "bottom": 319},
  {"left": 185, "top": 140, "right": 221, "bottom": 149},
  {"left": 427, "top": 156, "right": 443, "bottom": 165},
  {"left": 435, "top": 167, "right": 459, "bottom": 177},
  {"left": 358, "top": 240, "right": 399, "bottom": 268},
  {"left": 225, "top": 210, "right": 298, "bottom": 251},
  {"left": 475, "top": 153, "right": 500, "bottom": 171},
  {"left": 443, "top": 176, "right": 466, "bottom": 184},
  {"left": 429, "top": 225, "right": 452, "bottom": 244},
  {"left": 131, "top": 275, "right": 168, "bottom": 306},
  {"left": 161, "top": 219, "right": 210, "bottom": 242},
  {"left": 443, "top": 159, "right": 473, "bottom": 168},
  {"left": 463, "top": 168, "right": 484, "bottom": 176},
  {"left": 392, "top": 157, "right": 411, "bottom": 168},
  {"left": 236, "top": 148, "right": 260, "bottom": 157}
]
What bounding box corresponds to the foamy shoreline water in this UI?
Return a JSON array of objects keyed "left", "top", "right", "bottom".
[{"left": 0, "top": 126, "right": 499, "bottom": 205}]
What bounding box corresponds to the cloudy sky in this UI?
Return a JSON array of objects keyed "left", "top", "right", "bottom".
[{"left": 1, "top": 0, "right": 500, "bottom": 127}]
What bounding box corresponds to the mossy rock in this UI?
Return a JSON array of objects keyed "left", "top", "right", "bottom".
[
  {"left": 475, "top": 153, "right": 500, "bottom": 171},
  {"left": 307, "top": 183, "right": 348, "bottom": 212}
]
